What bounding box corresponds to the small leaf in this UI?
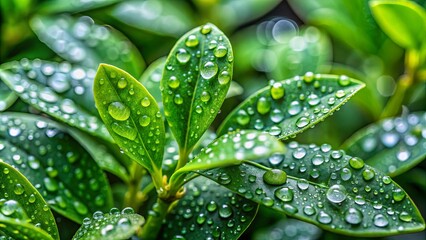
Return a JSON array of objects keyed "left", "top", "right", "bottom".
[
  {"left": 111, "top": 0, "right": 194, "bottom": 37},
  {"left": 72, "top": 207, "right": 144, "bottom": 240},
  {"left": 0, "top": 161, "right": 59, "bottom": 240},
  {"left": 200, "top": 142, "right": 426, "bottom": 236},
  {"left": 218, "top": 74, "right": 365, "bottom": 139},
  {"left": 253, "top": 219, "right": 321, "bottom": 240},
  {"left": 0, "top": 113, "right": 113, "bottom": 223},
  {"left": 161, "top": 176, "right": 258, "bottom": 239},
  {"left": 94, "top": 64, "right": 165, "bottom": 178},
  {"left": 0, "top": 59, "right": 113, "bottom": 142},
  {"left": 370, "top": 0, "right": 426, "bottom": 49},
  {"left": 342, "top": 112, "right": 426, "bottom": 177},
  {"left": 30, "top": 15, "right": 145, "bottom": 77},
  {"left": 140, "top": 57, "right": 166, "bottom": 104},
  {"left": 38, "top": 0, "right": 121, "bottom": 14},
  {"left": 0, "top": 81, "right": 18, "bottom": 112},
  {"left": 162, "top": 23, "right": 233, "bottom": 153}
]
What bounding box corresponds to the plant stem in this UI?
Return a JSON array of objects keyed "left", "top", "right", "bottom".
[
  {"left": 138, "top": 198, "right": 173, "bottom": 239},
  {"left": 123, "top": 162, "right": 145, "bottom": 210}
]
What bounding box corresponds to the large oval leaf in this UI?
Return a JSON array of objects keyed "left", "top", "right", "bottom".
[
  {"left": 161, "top": 176, "right": 258, "bottom": 239},
  {"left": 200, "top": 142, "right": 425, "bottom": 236},
  {"left": 253, "top": 219, "right": 321, "bottom": 240},
  {"left": 30, "top": 15, "right": 145, "bottom": 77},
  {"left": 94, "top": 64, "right": 165, "bottom": 182},
  {"left": 162, "top": 23, "right": 233, "bottom": 153},
  {"left": 0, "top": 113, "right": 113, "bottom": 223},
  {"left": 342, "top": 112, "right": 426, "bottom": 177},
  {"left": 0, "top": 161, "right": 59, "bottom": 240},
  {"left": 73, "top": 207, "right": 144, "bottom": 240},
  {"left": 370, "top": 0, "right": 426, "bottom": 49},
  {"left": 218, "top": 74, "right": 365, "bottom": 139},
  {"left": 0, "top": 81, "right": 17, "bottom": 111},
  {"left": 0, "top": 59, "right": 113, "bottom": 142}
]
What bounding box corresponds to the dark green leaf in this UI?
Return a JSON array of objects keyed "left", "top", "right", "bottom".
[
  {"left": 0, "top": 59, "right": 113, "bottom": 142},
  {"left": 38, "top": 0, "right": 122, "bottom": 14},
  {"left": 162, "top": 23, "right": 233, "bottom": 153},
  {"left": 73, "top": 207, "right": 144, "bottom": 240},
  {"left": 253, "top": 219, "right": 322, "bottom": 240},
  {"left": 200, "top": 142, "right": 426, "bottom": 236},
  {"left": 139, "top": 57, "right": 166, "bottom": 104},
  {"left": 0, "top": 81, "right": 17, "bottom": 111},
  {"left": 342, "top": 112, "right": 426, "bottom": 177},
  {"left": 111, "top": 0, "right": 194, "bottom": 37},
  {"left": 0, "top": 113, "right": 113, "bottom": 223},
  {"left": 218, "top": 74, "right": 365, "bottom": 139},
  {"left": 0, "top": 161, "right": 59, "bottom": 240},
  {"left": 94, "top": 64, "right": 165, "bottom": 184},
  {"left": 370, "top": 0, "right": 426, "bottom": 49},
  {"left": 161, "top": 176, "right": 258, "bottom": 239},
  {"left": 30, "top": 15, "right": 144, "bottom": 77}
]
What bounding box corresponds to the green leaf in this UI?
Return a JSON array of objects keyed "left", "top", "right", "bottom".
[
  {"left": 30, "top": 15, "right": 145, "bottom": 77},
  {"left": 72, "top": 207, "right": 144, "bottom": 240},
  {"left": 200, "top": 142, "right": 426, "bottom": 236},
  {"left": 342, "top": 112, "right": 426, "bottom": 177},
  {"left": 268, "top": 27, "right": 332, "bottom": 80},
  {"left": 370, "top": 0, "right": 426, "bottom": 49},
  {"left": 0, "top": 59, "right": 113, "bottom": 142},
  {"left": 140, "top": 57, "right": 166, "bottom": 104},
  {"left": 111, "top": 0, "right": 194, "bottom": 37},
  {"left": 253, "top": 219, "right": 322, "bottom": 240},
  {"left": 0, "top": 113, "right": 113, "bottom": 223},
  {"left": 38, "top": 0, "right": 122, "bottom": 14},
  {"left": 0, "top": 81, "right": 18, "bottom": 111},
  {"left": 0, "top": 161, "right": 59, "bottom": 240},
  {"left": 94, "top": 64, "right": 165, "bottom": 181},
  {"left": 161, "top": 176, "right": 258, "bottom": 239},
  {"left": 218, "top": 74, "right": 365, "bottom": 139},
  {"left": 162, "top": 23, "right": 233, "bottom": 153}
]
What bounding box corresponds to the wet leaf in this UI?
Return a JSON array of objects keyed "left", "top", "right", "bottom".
[
  {"left": 370, "top": 0, "right": 426, "bottom": 49},
  {"left": 253, "top": 219, "right": 322, "bottom": 240},
  {"left": 162, "top": 23, "right": 233, "bottom": 153},
  {"left": 0, "top": 161, "right": 59, "bottom": 240},
  {"left": 0, "top": 59, "right": 113, "bottom": 143},
  {"left": 31, "top": 15, "right": 144, "bottom": 77},
  {"left": 73, "top": 207, "right": 144, "bottom": 240},
  {"left": 0, "top": 81, "right": 18, "bottom": 112},
  {"left": 200, "top": 142, "right": 426, "bottom": 236},
  {"left": 161, "top": 176, "right": 258, "bottom": 239},
  {"left": 218, "top": 74, "right": 365, "bottom": 139},
  {"left": 0, "top": 113, "right": 113, "bottom": 223},
  {"left": 342, "top": 112, "right": 426, "bottom": 177},
  {"left": 139, "top": 57, "right": 166, "bottom": 104},
  {"left": 94, "top": 64, "right": 165, "bottom": 180},
  {"left": 38, "top": 0, "right": 121, "bottom": 14},
  {"left": 111, "top": 0, "right": 194, "bottom": 37}
]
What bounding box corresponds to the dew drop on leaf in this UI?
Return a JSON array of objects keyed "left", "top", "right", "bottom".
[
  {"left": 108, "top": 102, "right": 130, "bottom": 121},
  {"left": 176, "top": 48, "right": 191, "bottom": 64},
  {"left": 270, "top": 82, "right": 285, "bottom": 100},
  {"left": 344, "top": 208, "right": 363, "bottom": 225},
  {"left": 317, "top": 211, "right": 332, "bottom": 224},
  {"left": 373, "top": 214, "right": 389, "bottom": 228},
  {"left": 218, "top": 204, "right": 232, "bottom": 218},
  {"left": 274, "top": 187, "right": 293, "bottom": 202},
  {"left": 263, "top": 169, "right": 287, "bottom": 185},
  {"left": 326, "top": 184, "right": 347, "bottom": 203},
  {"left": 257, "top": 97, "right": 271, "bottom": 115},
  {"left": 185, "top": 35, "right": 199, "bottom": 47},
  {"left": 139, "top": 115, "right": 151, "bottom": 127},
  {"left": 200, "top": 61, "right": 218, "bottom": 79},
  {"left": 214, "top": 45, "right": 227, "bottom": 58},
  {"left": 349, "top": 157, "right": 364, "bottom": 169},
  {"left": 218, "top": 70, "right": 231, "bottom": 85}
]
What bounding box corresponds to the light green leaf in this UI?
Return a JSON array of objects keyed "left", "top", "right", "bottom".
[
  {"left": 111, "top": 0, "right": 194, "bottom": 37},
  {"left": 200, "top": 142, "right": 425, "bottom": 236},
  {"left": 342, "top": 112, "right": 426, "bottom": 177},
  {"left": 161, "top": 176, "right": 259, "bottom": 239},
  {"left": 162, "top": 23, "right": 233, "bottom": 153},
  {"left": 31, "top": 15, "right": 144, "bottom": 77},
  {"left": 218, "top": 74, "right": 365, "bottom": 139},
  {"left": 72, "top": 207, "right": 144, "bottom": 240},
  {"left": 253, "top": 219, "right": 322, "bottom": 240},
  {"left": 94, "top": 64, "right": 165, "bottom": 181},
  {"left": 370, "top": 0, "right": 426, "bottom": 49},
  {"left": 0, "top": 81, "right": 17, "bottom": 112},
  {"left": 38, "top": 0, "right": 122, "bottom": 14},
  {"left": 0, "top": 59, "right": 113, "bottom": 142},
  {"left": 140, "top": 57, "right": 166, "bottom": 104},
  {"left": 0, "top": 161, "right": 59, "bottom": 240},
  {"left": 0, "top": 113, "right": 113, "bottom": 223}
]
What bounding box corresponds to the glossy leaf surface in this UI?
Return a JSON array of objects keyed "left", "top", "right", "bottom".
[
  {"left": 161, "top": 176, "right": 258, "bottom": 239},
  {"left": 201, "top": 142, "right": 425, "bottom": 236},
  {"left": 112, "top": 0, "right": 194, "bottom": 37},
  {"left": 218, "top": 74, "right": 365, "bottom": 139},
  {"left": 0, "top": 59, "right": 113, "bottom": 142},
  {"left": 94, "top": 64, "right": 165, "bottom": 177},
  {"left": 343, "top": 112, "right": 426, "bottom": 177},
  {"left": 253, "top": 219, "right": 321, "bottom": 240},
  {"left": 0, "top": 113, "right": 113, "bottom": 223},
  {"left": 0, "top": 161, "right": 59, "bottom": 240},
  {"left": 0, "top": 81, "right": 17, "bottom": 112},
  {"left": 31, "top": 15, "right": 144, "bottom": 77},
  {"left": 162, "top": 23, "right": 233, "bottom": 152},
  {"left": 38, "top": 0, "right": 121, "bottom": 14},
  {"left": 73, "top": 207, "right": 144, "bottom": 240},
  {"left": 370, "top": 0, "right": 426, "bottom": 49},
  {"left": 139, "top": 57, "right": 166, "bottom": 104}
]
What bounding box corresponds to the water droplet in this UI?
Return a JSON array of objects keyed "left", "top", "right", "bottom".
[
  {"left": 196, "top": 213, "right": 206, "bottom": 224},
  {"left": 257, "top": 97, "right": 271, "bottom": 114},
  {"left": 297, "top": 179, "right": 309, "bottom": 190},
  {"left": 219, "top": 204, "right": 232, "bottom": 218},
  {"left": 60, "top": 99, "right": 77, "bottom": 114},
  {"left": 373, "top": 214, "right": 389, "bottom": 227},
  {"left": 303, "top": 206, "right": 316, "bottom": 216},
  {"left": 274, "top": 187, "right": 293, "bottom": 202},
  {"left": 117, "top": 78, "right": 127, "bottom": 89},
  {"left": 270, "top": 109, "right": 284, "bottom": 123},
  {"left": 141, "top": 97, "right": 151, "bottom": 107},
  {"left": 326, "top": 184, "right": 347, "bottom": 203},
  {"left": 349, "top": 157, "right": 364, "bottom": 169},
  {"left": 8, "top": 127, "right": 21, "bottom": 137},
  {"left": 288, "top": 101, "right": 301, "bottom": 115},
  {"left": 207, "top": 201, "right": 217, "bottom": 212},
  {"left": 344, "top": 208, "right": 363, "bottom": 225},
  {"left": 335, "top": 90, "right": 346, "bottom": 98},
  {"left": 108, "top": 102, "right": 130, "bottom": 121},
  {"left": 307, "top": 94, "right": 320, "bottom": 106},
  {"left": 168, "top": 76, "right": 180, "bottom": 89},
  {"left": 317, "top": 211, "right": 332, "bottom": 224},
  {"left": 1, "top": 200, "right": 19, "bottom": 216},
  {"left": 292, "top": 147, "right": 307, "bottom": 159},
  {"left": 28, "top": 194, "right": 36, "bottom": 203},
  {"left": 176, "top": 48, "right": 191, "bottom": 64},
  {"left": 201, "top": 91, "right": 210, "bottom": 102},
  {"left": 396, "top": 148, "right": 410, "bottom": 161},
  {"left": 270, "top": 82, "right": 285, "bottom": 100},
  {"left": 296, "top": 117, "right": 310, "bottom": 128},
  {"left": 311, "top": 154, "right": 324, "bottom": 166},
  {"left": 303, "top": 72, "right": 314, "bottom": 83},
  {"left": 362, "top": 168, "right": 375, "bottom": 181},
  {"left": 139, "top": 115, "right": 151, "bottom": 127},
  {"left": 111, "top": 122, "right": 137, "bottom": 140},
  {"left": 44, "top": 178, "right": 58, "bottom": 192},
  {"left": 218, "top": 71, "right": 230, "bottom": 85},
  {"left": 399, "top": 211, "right": 412, "bottom": 222},
  {"left": 338, "top": 75, "right": 350, "bottom": 86},
  {"left": 200, "top": 62, "right": 218, "bottom": 79},
  {"left": 174, "top": 94, "right": 183, "bottom": 105},
  {"left": 263, "top": 169, "right": 287, "bottom": 185},
  {"left": 262, "top": 197, "right": 274, "bottom": 207},
  {"left": 73, "top": 201, "right": 88, "bottom": 215},
  {"left": 185, "top": 35, "right": 199, "bottom": 47},
  {"left": 214, "top": 45, "right": 227, "bottom": 58},
  {"left": 236, "top": 109, "right": 250, "bottom": 125},
  {"left": 381, "top": 132, "right": 399, "bottom": 148},
  {"left": 200, "top": 24, "right": 212, "bottom": 34},
  {"left": 340, "top": 168, "right": 352, "bottom": 181},
  {"left": 392, "top": 188, "right": 405, "bottom": 202},
  {"left": 39, "top": 89, "right": 58, "bottom": 103},
  {"left": 14, "top": 184, "right": 24, "bottom": 195}
]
